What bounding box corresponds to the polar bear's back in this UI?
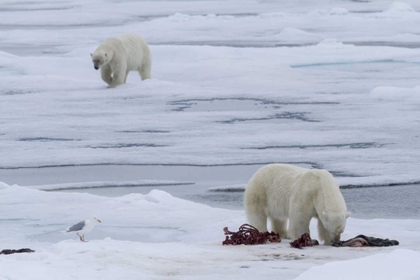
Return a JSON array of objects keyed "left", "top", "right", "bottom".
[
  {"left": 119, "top": 34, "right": 151, "bottom": 71},
  {"left": 244, "top": 164, "right": 343, "bottom": 218},
  {"left": 244, "top": 164, "right": 307, "bottom": 218},
  {"left": 246, "top": 164, "right": 308, "bottom": 193}
]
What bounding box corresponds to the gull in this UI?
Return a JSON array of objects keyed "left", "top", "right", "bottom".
[{"left": 66, "top": 217, "right": 101, "bottom": 242}]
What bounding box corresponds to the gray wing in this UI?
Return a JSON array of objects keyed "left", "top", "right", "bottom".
[{"left": 67, "top": 221, "right": 85, "bottom": 232}]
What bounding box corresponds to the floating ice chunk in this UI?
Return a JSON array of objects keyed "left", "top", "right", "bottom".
[
  {"left": 206, "top": 13, "right": 217, "bottom": 19},
  {"left": 329, "top": 7, "right": 349, "bottom": 15},
  {"left": 166, "top": 13, "right": 192, "bottom": 22},
  {"left": 0, "top": 51, "right": 17, "bottom": 58},
  {"left": 308, "top": 9, "right": 328, "bottom": 16},
  {"left": 164, "top": 13, "right": 234, "bottom": 22},
  {"left": 145, "top": 189, "right": 174, "bottom": 203},
  {"left": 258, "top": 12, "right": 286, "bottom": 19},
  {"left": 0, "top": 182, "right": 10, "bottom": 189},
  {"left": 294, "top": 249, "right": 420, "bottom": 280},
  {"left": 144, "top": 189, "right": 211, "bottom": 210},
  {"left": 25, "top": 180, "right": 194, "bottom": 191},
  {"left": 277, "top": 27, "right": 321, "bottom": 41},
  {"left": 370, "top": 86, "right": 420, "bottom": 101},
  {"left": 384, "top": 2, "right": 416, "bottom": 13},
  {"left": 207, "top": 184, "right": 245, "bottom": 193},
  {"left": 316, "top": 38, "right": 346, "bottom": 47},
  {"left": 308, "top": 8, "right": 348, "bottom": 16}
]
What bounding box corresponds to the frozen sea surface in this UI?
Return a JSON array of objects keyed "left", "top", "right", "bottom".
[{"left": 1, "top": 0, "right": 420, "bottom": 279}]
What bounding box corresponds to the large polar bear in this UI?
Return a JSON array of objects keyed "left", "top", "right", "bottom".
[
  {"left": 91, "top": 34, "right": 151, "bottom": 88},
  {"left": 244, "top": 164, "right": 350, "bottom": 244}
]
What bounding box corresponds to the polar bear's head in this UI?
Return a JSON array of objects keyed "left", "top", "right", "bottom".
[
  {"left": 91, "top": 51, "right": 112, "bottom": 70},
  {"left": 321, "top": 211, "right": 351, "bottom": 244}
]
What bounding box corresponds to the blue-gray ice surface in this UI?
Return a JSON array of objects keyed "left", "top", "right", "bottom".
[
  {"left": 1, "top": 0, "right": 420, "bottom": 189},
  {"left": 1, "top": 1, "right": 420, "bottom": 278}
]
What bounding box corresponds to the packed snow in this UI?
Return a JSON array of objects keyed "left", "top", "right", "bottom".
[
  {"left": 1, "top": 182, "right": 419, "bottom": 280},
  {"left": 294, "top": 249, "right": 420, "bottom": 280},
  {"left": 1, "top": 0, "right": 420, "bottom": 279}
]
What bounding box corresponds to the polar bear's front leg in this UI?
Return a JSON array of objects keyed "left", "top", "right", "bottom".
[
  {"left": 138, "top": 51, "right": 151, "bottom": 80},
  {"left": 100, "top": 65, "right": 113, "bottom": 86},
  {"left": 288, "top": 208, "right": 312, "bottom": 240},
  {"left": 108, "top": 64, "right": 126, "bottom": 88},
  {"left": 317, "top": 218, "right": 332, "bottom": 245}
]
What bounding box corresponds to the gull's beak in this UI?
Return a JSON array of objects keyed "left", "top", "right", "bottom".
[{"left": 98, "top": 219, "right": 101, "bottom": 223}]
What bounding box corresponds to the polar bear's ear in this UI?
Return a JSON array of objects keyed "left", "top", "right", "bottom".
[{"left": 346, "top": 211, "right": 351, "bottom": 218}]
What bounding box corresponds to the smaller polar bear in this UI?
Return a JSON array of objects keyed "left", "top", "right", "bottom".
[
  {"left": 91, "top": 34, "right": 151, "bottom": 88},
  {"left": 244, "top": 164, "right": 350, "bottom": 244}
]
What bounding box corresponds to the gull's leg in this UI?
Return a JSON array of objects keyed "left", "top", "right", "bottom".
[
  {"left": 82, "top": 235, "right": 87, "bottom": 242},
  {"left": 77, "top": 233, "right": 83, "bottom": 242}
]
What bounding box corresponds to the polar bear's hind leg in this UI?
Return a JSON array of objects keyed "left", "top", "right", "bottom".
[
  {"left": 139, "top": 54, "right": 151, "bottom": 80},
  {"left": 124, "top": 70, "right": 130, "bottom": 83},
  {"left": 270, "top": 218, "right": 288, "bottom": 238},
  {"left": 139, "top": 64, "right": 152, "bottom": 80},
  {"left": 245, "top": 205, "right": 268, "bottom": 232}
]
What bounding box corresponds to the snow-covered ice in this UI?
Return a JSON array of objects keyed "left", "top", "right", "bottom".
[
  {"left": 1, "top": 0, "right": 420, "bottom": 279},
  {"left": 1, "top": 182, "right": 420, "bottom": 280},
  {"left": 295, "top": 249, "right": 420, "bottom": 280}
]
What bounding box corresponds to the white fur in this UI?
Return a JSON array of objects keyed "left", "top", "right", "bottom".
[
  {"left": 244, "top": 164, "right": 350, "bottom": 245},
  {"left": 91, "top": 34, "right": 151, "bottom": 88}
]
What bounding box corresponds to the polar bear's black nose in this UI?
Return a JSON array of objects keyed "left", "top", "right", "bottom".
[{"left": 94, "top": 66, "right": 99, "bottom": 70}]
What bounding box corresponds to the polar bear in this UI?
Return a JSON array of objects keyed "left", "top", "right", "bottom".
[
  {"left": 244, "top": 164, "right": 350, "bottom": 245},
  {"left": 91, "top": 34, "right": 151, "bottom": 88}
]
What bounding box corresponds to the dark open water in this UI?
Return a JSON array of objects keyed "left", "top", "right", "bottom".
[{"left": 0, "top": 164, "right": 419, "bottom": 219}]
